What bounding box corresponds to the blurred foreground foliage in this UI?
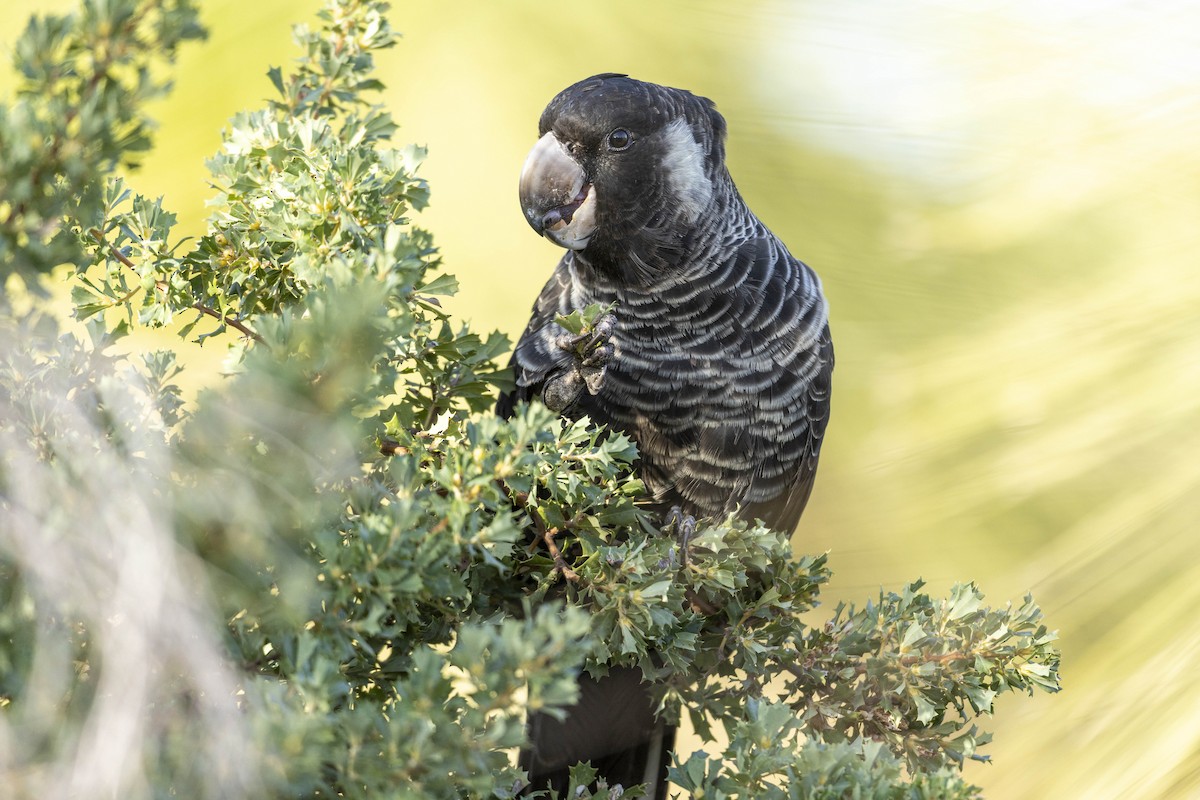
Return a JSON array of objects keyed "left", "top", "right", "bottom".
[{"left": 0, "top": 1, "right": 1059, "bottom": 798}]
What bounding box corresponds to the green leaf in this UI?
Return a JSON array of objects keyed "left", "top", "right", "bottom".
[
  {"left": 947, "top": 583, "right": 983, "bottom": 621},
  {"left": 553, "top": 301, "right": 616, "bottom": 337},
  {"left": 901, "top": 622, "right": 928, "bottom": 650},
  {"left": 417, "top": 272, "right": 458, "bottom": 296},
  {"left": 267, "top": 65, "right": 285, "bottom": 96}
]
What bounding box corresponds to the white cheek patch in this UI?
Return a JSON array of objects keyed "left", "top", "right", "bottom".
[{"left": 660, "top": 117, "right": 713, "bottom": 224}]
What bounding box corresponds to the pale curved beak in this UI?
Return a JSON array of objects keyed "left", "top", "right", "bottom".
[{"left": 519, "top": 132, "right": 597, "bottom": 250}]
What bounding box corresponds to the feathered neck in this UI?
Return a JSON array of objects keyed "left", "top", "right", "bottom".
[{"left": 573, "top": 169, "right": 744, "bottom": 290}]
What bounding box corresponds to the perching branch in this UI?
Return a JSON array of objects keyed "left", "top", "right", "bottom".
[{"left": 90, "top": 228, "right": 264, "bottom": 344}]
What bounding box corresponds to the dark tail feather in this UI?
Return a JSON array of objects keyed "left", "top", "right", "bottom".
[{"left": 520, "top": 666, "right": 674, "bottom": 798}]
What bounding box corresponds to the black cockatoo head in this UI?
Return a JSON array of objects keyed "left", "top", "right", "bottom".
[{"left": 519, "top": 74, "right": 728, "bottom": 266}]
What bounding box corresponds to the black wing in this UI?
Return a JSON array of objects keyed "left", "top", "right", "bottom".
[
  {"left": 496, "top": 254, "right": 575, "bottom": 419},
  {"left": 582, "top": 230, "right": 831, "bottom": 533},
  {"left": 738, "top": 321, "right": 833, "bottom": 531}
]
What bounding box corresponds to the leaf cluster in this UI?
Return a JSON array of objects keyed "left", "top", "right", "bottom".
[
  {"left": 785, "top": 582, "right": 1060, "bottom": 770},
  {"left": 673, "top": 716, "right": 982, "bottom": 800},
  {"left": 0, "top": 0, "right": 204, "bottom": 279}
]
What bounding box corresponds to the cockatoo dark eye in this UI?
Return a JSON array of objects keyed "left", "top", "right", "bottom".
[{"left": 606, "top": 128, "right": 632, "bottom": 151}]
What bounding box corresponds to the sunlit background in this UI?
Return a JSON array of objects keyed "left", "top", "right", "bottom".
[{"left": 3, "top": 1, "right": 1199, "bottom": 797}]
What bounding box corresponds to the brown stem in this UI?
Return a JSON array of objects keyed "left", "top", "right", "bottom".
[
  {"left": 497, "top": 478, "right": 585, "bottom": 582},
  {"left": 188, "top": 302, "right": 265, "bottom": 344},
  {"left": 780, "top": 648, "right": 977, "bottom": 685},
  {"left": 90, "top": 229, "right": 264, "bottom": 344},
  {"left": 541, "top": 526, "right": 579, "bottom": 583}
]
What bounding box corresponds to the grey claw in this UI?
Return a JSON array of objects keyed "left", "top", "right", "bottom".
[
  {"left": 582, "top": 363, "right": 607, "bottom": 395},
  {"left": 581, "top": 342, "right": 614, "bottom": 368},
  {"left": 547, "top": 311, "right": 616, "bottom": 405},
  {"left": 663, "top": 505, "right": 697, "bottom": 565},
  {"left": 663, "top": 505, "right": 695, "bottom": 536},
  {"left": 590, "top": 312, "right": 617, "bottom": 343},
  {"left": 553, "top": 331, "right": 586, "bottom": 353}
]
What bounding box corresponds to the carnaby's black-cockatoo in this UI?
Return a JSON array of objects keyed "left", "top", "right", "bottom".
[{"left": 498, "top": 74, "right": 833, "bottom": 798}]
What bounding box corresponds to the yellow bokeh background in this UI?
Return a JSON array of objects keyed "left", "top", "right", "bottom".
[{"left": 3, "top": 2, "right": 1199, "bottom": 797}]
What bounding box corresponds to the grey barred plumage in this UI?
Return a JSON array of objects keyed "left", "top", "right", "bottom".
[
  {"left": 501, "top": 74, "right": 833, "bottom": 798},
  {"left": 500, "top": 73, "right": 833, "bottom": 534}
]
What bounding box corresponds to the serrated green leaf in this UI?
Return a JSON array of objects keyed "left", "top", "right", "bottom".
[
  {"left": 947, "top": 583, "right": 983, "bottom": 620},
  {"left": 914, "top": 691, "right": 939, "bottom": 725},
  {"left": 417, "top": 272, "right": 458, "bottom": 296},
  {"left": 74, "top": 302, "right": 109, "bottom": 321},
  {"left": 266, "top": 65, "right": 285, "bottom": 96},
  {"left": 901, "top": 622, "right": 928, "bottom": 650},
  {"left": 640, "top": 579, "right": 672, "bottom": 600},
  {"left": 553, "top": 301, "right": 616, "bottom": 337}
]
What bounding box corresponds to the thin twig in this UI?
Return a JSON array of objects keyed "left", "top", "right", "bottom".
[
  {"left": 497, "top": 478, "right": 584, "bottom": 582},
  {"left": 188, "top": 302, "right": 265, "bottom": 344},
  {"left": 779, "top": 648, "right": 976, "bottom": 685},
  {"left": 541, "top": 526, "right": 579, "bottom": 583},
  {"left": 90, "top": 229, "right": 265, "bottom": 344}
]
